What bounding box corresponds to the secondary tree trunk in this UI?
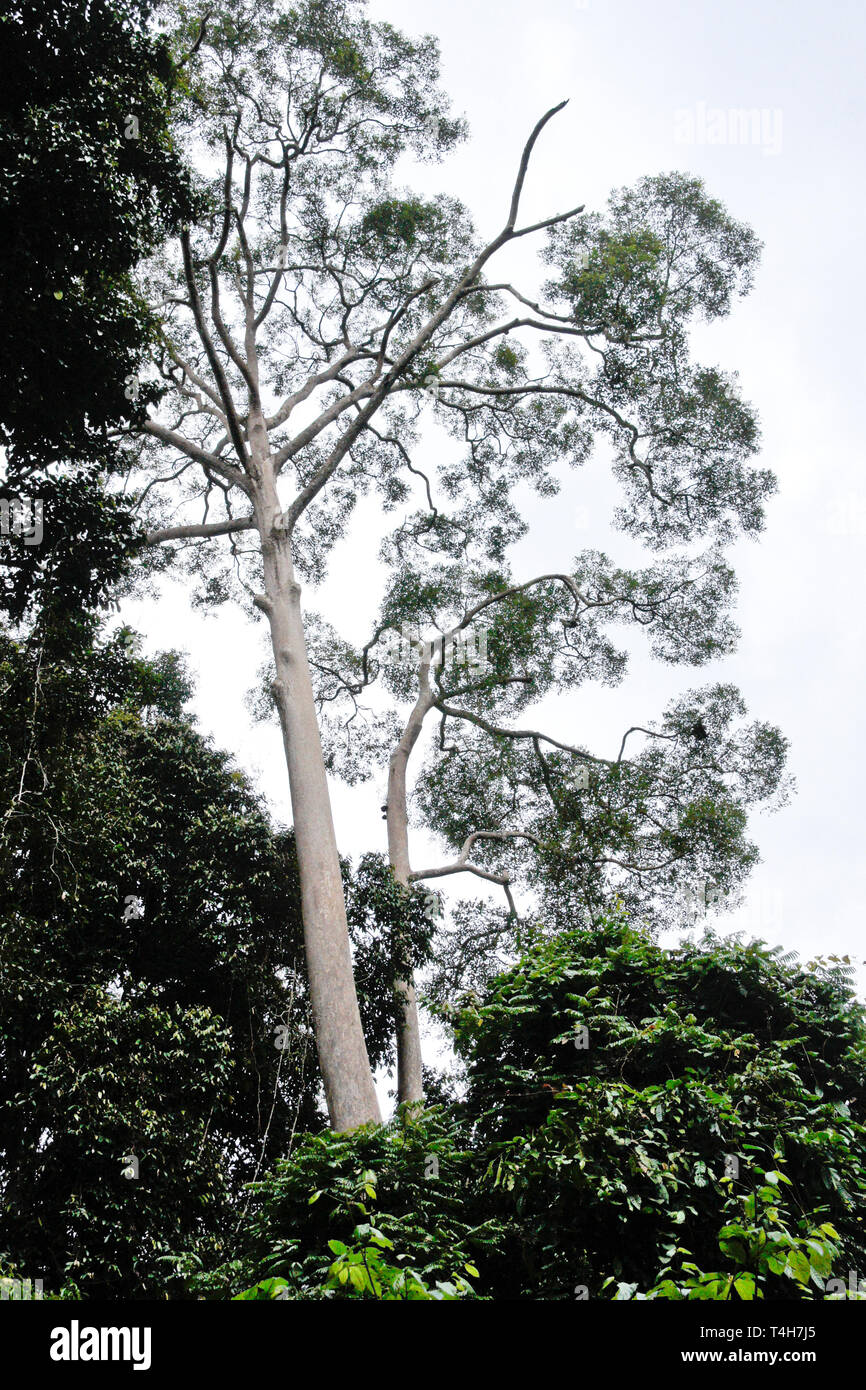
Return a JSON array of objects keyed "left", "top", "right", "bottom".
[
  {"left": 387, "top": 673, "right": 434, "bottom": 1105},
  {"left": 254, "top": 481, "right": 381, "bottom": 1132}
]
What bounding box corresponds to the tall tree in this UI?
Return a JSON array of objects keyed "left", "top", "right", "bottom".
[
  {"left": 0, "top": 0, "right": 198, "bottom": 473},
  {"left": 123, "top": 0, "right": 773, "bottom": 1129},
  {"left": 308, "top": 553, "right": 790, "bottom": 1101}
]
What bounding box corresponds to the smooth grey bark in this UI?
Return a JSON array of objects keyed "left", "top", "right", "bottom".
[
  {"left": 253, "top": 467, "right": 381, "bottom": 1131},
  {"left": 386, "top": 660, "right": 434, "bottom": 1105}
]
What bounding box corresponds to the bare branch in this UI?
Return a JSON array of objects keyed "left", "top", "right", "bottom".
[
  {"left": 180, "top": 229, "right": 250, "bottom": 477},
  {"left": 144, "top": 515, "right": 257, "bottom": 546},
  {"left": 141, "top": 419, "right": 247, "bottom": 491},
  {"left": 436, "top": 700, "right": 610, "bottom": 765},
  {"left": 279, "top": 106, "right": 582, "bottom": 526},
  {"left": 506, "top": 100, "right": 569, "bottom": 231},
  {"left": 616, "top": 725, "right": 679, "bottom": 763}
]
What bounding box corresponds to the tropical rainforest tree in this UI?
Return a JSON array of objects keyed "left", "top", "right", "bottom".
[
  {"left": 308, "top": 552, "right": 789, "bottom": 1100},
  {"left": 120, "top": 0, "right": 775, "bottom": 1130}
]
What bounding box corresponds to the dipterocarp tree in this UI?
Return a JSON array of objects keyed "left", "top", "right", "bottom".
[
  {"left": 122, "top": 0, "right": 776, "bottom": 1130},
  {"left": 307, "top": 552, "right": 790, "bottom": 1102}
]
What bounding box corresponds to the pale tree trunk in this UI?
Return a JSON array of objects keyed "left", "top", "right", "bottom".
[
  {"left": 386, "top": 670, "right": 434, "bottom": 1105},
  {"left": 253, "top": 473, "right": 381, "bottom": 1132},
  {"left": 143, "top": 99, "right": 584, "bottom": 1134}
]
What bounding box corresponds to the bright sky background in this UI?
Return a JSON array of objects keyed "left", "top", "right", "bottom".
[{"left": 125, "top": 0, "right": 866, "bottom": 1103}]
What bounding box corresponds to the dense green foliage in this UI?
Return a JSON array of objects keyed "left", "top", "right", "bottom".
[
  {"left": 0, "top": 620, "right": 422, "bottom": 1297},
  {"left": 630, "top": 1185, "right": 847, "bottom": 1301},
  {"left": 345, "top": 855, "right": 438, "bottom": 1073},
  {"left": 0, "top": 625, "right": 308, "bottom": 1296},
  {"left": 185, "top": 1109, "right": 490, "bottom": 1299},
  {"left": 207, "top": 920, "right": 866, "bottom": 1301},
  {"left": 0, "top": 0, "right": 197, "bottom": 470},
  {"left": 0, "top": 0, "right": 199, "bottom": 631},
  {"left": 0, "top": 477, "right": 143, "bottom": 644},
  {"left": 456, "top": 920, "right": 866, "bottom": 1298}
]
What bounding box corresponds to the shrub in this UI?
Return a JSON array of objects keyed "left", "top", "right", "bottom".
[{"left": 452, "top": 919, "right": 866, "bottom": 1299}]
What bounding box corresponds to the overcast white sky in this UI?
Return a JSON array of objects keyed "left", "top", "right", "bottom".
[{"left": 126, "top": 0, "right": 866, "bottom": 1072}]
